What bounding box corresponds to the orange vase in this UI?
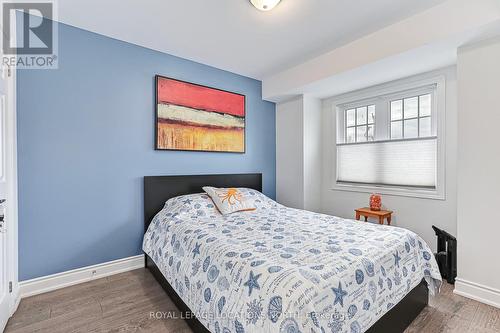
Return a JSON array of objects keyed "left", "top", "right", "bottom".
[{"left": 370, "top": 194, "right": 382, "bottom": 211}]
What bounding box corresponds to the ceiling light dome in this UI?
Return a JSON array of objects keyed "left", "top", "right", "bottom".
[{"left": 250, "top": 0, "right": 281, "bottom": 11}]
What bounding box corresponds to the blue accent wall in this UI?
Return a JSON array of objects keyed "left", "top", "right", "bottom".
[{"left": 17, "top": 23, "right": 276, "bottom": 281}]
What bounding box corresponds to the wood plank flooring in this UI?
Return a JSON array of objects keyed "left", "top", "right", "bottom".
[{"left": 6, "top": 269, "right": 500, "bottom": 332}]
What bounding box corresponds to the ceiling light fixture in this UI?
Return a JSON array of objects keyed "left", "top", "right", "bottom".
[{"left": 250, "top": 0, "right": 281, "bottom": 11}]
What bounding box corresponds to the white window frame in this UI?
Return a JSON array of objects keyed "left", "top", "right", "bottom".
[
  {"left": 343, "top": 103, "right": 376, "bottom": 143},
  {"left": 331, "top": 75, "right": 446, "bottom": 200}
]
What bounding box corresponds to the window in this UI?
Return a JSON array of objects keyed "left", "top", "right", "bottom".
[
  {"left": 390, "top": 94, "right": 432, "bottom": 139},
  {"left": 333, "top": 77, "right": 445, "bottom": 199},
  {"left": 345, "top": 105, "right": 375, "bottom": 143}
]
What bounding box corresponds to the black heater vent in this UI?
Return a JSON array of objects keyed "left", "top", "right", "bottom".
[{"left": 432, "top": 225, "right": 457, "bottom": 284}]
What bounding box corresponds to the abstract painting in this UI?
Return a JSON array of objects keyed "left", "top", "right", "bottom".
[{"left": 155, "top": 75, "right": 245, "bottom": 152}]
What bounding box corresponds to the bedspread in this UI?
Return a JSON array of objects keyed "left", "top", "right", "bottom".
[{"left": 143, "top": 197, "right": 441, "bottom": 333}]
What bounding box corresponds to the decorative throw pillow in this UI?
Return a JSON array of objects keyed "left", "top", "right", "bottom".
[
  {"left": 163, "top": 193, "right": 221, "bottom": 218},
  {"left": 237, "top": 188, "right": 280, "bottom": 210},
  {"left": 202, "top": 187, "right": 256, "bottom": 215}
]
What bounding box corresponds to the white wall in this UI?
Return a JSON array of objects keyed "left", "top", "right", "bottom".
[
  {"left": 276, "top": 98, "right": 304, "bottom": 209},
  {"left": 454, "top": 37, "right": 500, "bottom": 307},
  {"left": 276, "top": 96, "right": 322, "bottom": 210},
  {"left": 303, "top": 97, "right": 322, "bottom": 212},
  {"left": 320, "top": 67, "right": 458, "bottom": 251}
]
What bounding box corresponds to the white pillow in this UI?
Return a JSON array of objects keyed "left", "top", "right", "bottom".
[
  {"left": 237, "top": 188, "right": 279, "bottom": 210},
  {"left": 163, "top": 193, "right": 220, "bottom": 218},
  {"left": 202, "top": 187, "right": 256, "bottom": 215}
]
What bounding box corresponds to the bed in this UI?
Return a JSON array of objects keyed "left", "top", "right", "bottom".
[{"left": 143, "top": 174, "right": 441, "bottom": 333}]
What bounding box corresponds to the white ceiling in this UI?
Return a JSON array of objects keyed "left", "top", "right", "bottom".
[{"left": 57, "top": 0, "right": 443, "bottom": 79}]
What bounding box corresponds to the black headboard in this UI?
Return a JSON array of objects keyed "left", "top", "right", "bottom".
[{"left": 144, "top": 173, "right": 262, "bottom": 232}]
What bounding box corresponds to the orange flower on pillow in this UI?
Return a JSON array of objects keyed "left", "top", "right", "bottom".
[
  {"left": 217, "top": 188, "right": 242, "bottom": 206},
  {"left": 203, "top": 186, "right": 256, "bottom": 215}
]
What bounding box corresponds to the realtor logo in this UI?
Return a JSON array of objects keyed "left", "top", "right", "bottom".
[{"left": 1, "top": 1, "right": 58, "bottom": 69}]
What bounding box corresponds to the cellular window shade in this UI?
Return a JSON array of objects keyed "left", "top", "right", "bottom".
[{"left": 337, "top": 138, "right": 437, "bottom": 188}]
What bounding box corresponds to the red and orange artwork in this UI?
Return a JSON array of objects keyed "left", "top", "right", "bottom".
[{"left": 155, "top": 76, "right": 245, "bottom": 152}]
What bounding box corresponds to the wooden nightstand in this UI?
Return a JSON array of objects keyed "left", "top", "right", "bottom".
[{"left": 355, "top": 207, "right": 393, "bottom": 225}]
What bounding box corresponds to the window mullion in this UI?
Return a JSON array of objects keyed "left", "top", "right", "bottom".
[
  {"left": 344, "top": 109, "right": 347, "bottom": 143},
  {"left": 375, "top": 99, "right": 388, "bottom": 141},
  {"left": 402, "top": 99, "right": 405, "bottom": 138},
  {"left": 417, "top": 95, "right": 421, "bottom": 137}
]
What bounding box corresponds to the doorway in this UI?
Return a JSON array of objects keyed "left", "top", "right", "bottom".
[{"left": 0, "top": 53, "right": 18, "bottom": 331}]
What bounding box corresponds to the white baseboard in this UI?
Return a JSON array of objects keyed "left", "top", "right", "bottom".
[
  {"left": 454, "top": 278, "right": 500, "bottom": 309},
  {"left": 19, "top": 255, "right": 145, "bottom": 298}
]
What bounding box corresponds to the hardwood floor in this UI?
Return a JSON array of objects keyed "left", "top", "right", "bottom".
[
  {"left": 6, "top": 269, "right": 500, "bottom": 333},
  {"left": 6, "top": 269, "right": 192, "bottom": 333},
  {"left": 407, "top": 282, "right": 500, "bottom": 333}
]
